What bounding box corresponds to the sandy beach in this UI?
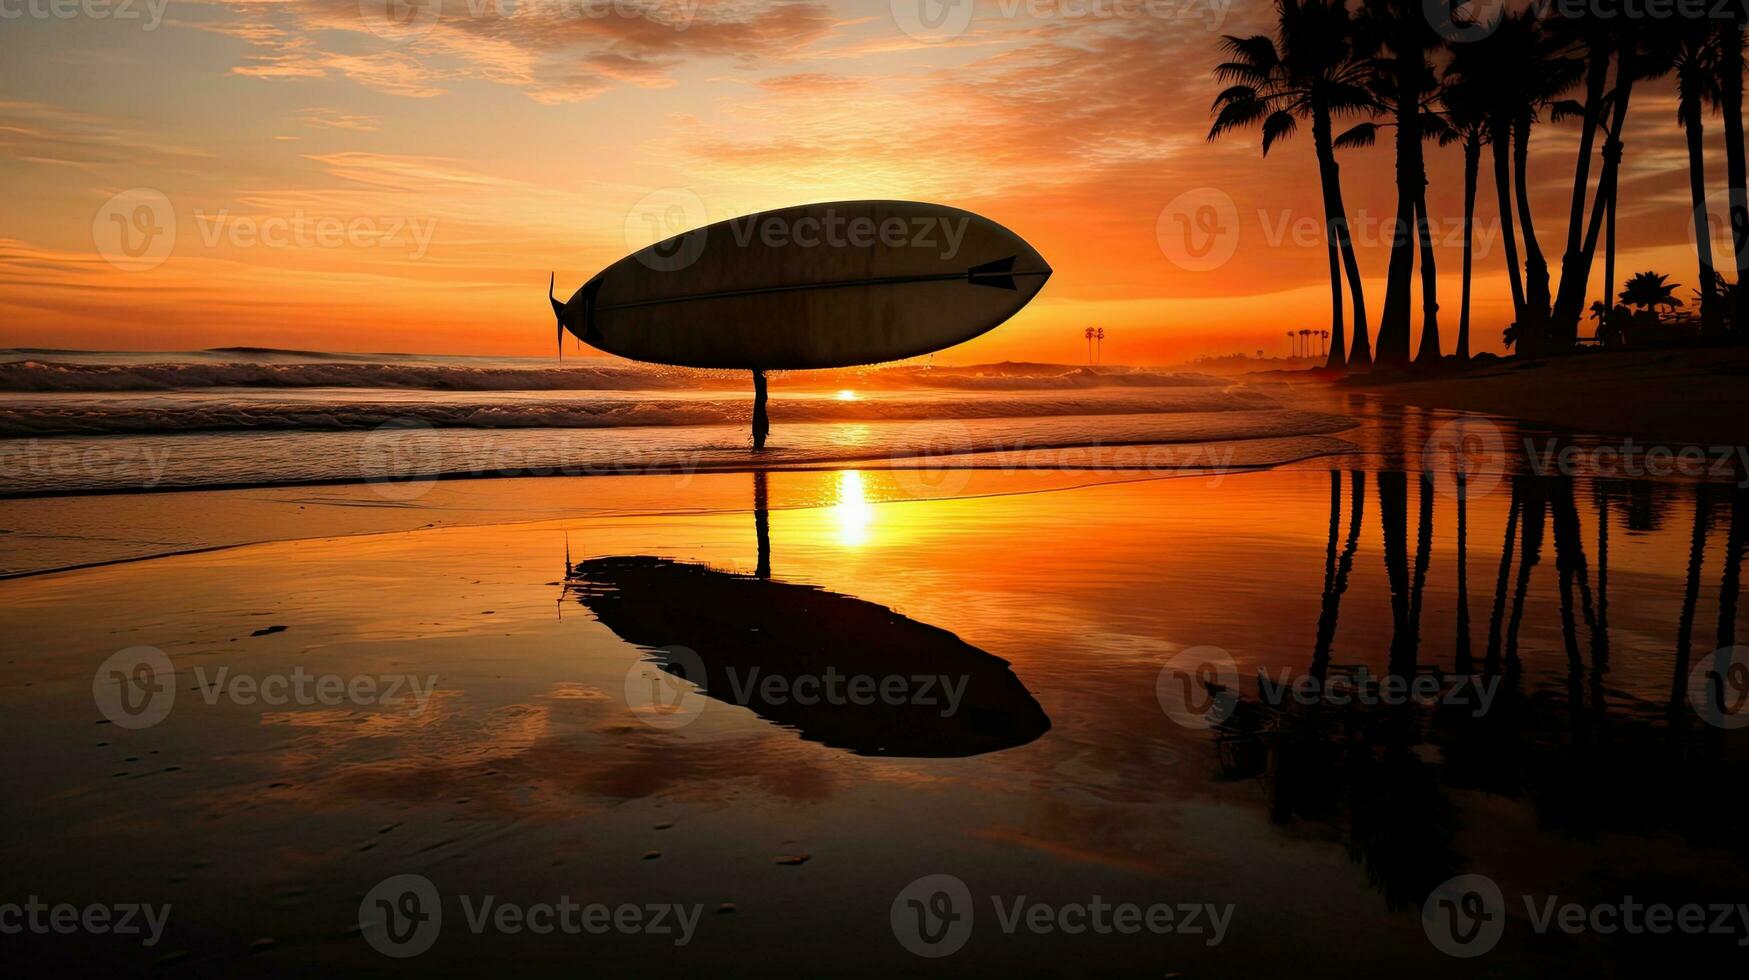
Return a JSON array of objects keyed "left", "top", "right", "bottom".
[{"left": 5, "top": 422, "right": 1748, "bottom": 973}]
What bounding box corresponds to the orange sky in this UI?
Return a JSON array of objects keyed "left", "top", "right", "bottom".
[{"left": 0, "top": 1, "right": 1732, "bottom": 363}]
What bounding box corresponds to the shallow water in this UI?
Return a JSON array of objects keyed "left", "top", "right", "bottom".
[{"left": 3, "top": 464, "right": 1746, "bottom": 975}]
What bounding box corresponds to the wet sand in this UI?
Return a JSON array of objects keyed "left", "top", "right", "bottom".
[{"left": 4, "top": 451, "right": 1747, "bottom": 975}]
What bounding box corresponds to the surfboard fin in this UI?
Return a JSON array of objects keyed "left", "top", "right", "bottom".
[
  {"left": 967, "top": 256, "right": 1019, "bottom": 291},
  {"left": 550, "top": 273, "right": 565, "bottom": 360}
]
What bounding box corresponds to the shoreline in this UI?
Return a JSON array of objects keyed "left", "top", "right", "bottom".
[{"left": 1336, "top": 344, "right": 1749, "bottom": 447}]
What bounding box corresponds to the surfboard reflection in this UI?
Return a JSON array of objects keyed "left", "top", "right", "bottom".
[{"left": 566, "top": 554, "right": 1051, "bottom": 758}]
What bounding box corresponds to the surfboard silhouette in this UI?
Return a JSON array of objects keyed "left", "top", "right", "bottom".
[
  {"left": 567, "top": 555, "right": 1052, "bottom": 758},
  {"left": 551, "top": 200, "right": 1051, "bottom": 448}
]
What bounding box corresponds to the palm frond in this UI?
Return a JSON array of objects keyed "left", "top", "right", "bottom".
[
  {"left": 1261, "top": 110, "right": 1299, "bottom": 156},
  {"left": 1333, "top": 122, "right": 1378, "bottom": 150}
]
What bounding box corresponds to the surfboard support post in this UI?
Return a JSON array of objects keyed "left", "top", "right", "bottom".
[{"left": 751, "top": 369, "right": 769, "bottom": 451}]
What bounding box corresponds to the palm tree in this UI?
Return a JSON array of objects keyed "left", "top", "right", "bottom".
[
  {"left": 1351, "top": 0, "right": 1446, "bottom": 368},
  {"left": 1095, "top": 327, "right": 1105, "bottom": 363},
  {"left": 1210, "top": 0, "right": 1373, "bottom": 370},
  {"left": 1672, "top": 20, "right": 1725, "bottom": 333},
  {"left": 1720, "top": 14, "right": 1749, "bottom": 333},
  {"left": 1441, "top": 42, "right": 1498, "bottom": 362},
  {"left": 1084, "top": 326, "right": 1094, "bottom": 364},
  {"left": 1550, "top": 20, "right": 1679, "bottom": 346},
  {"left": 1618, "top": 271, "right": 1684, "bottom": 315}
]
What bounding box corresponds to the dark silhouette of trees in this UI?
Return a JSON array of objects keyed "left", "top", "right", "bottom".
[{"left": 1209, "top": 0, "right": 1374, "bottom": 370}]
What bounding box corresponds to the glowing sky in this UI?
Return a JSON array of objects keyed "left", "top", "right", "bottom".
[{"left": 0, "top": 0, "right": 1731, "bottom": 361}]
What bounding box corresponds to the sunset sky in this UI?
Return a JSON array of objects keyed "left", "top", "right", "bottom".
[{"left": 0, "top": 0, "right": 1731, "bottom": 363}]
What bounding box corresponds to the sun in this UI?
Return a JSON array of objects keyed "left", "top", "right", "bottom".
[{"left": 835, "top": 389, "right": 858, "bottom": 401}]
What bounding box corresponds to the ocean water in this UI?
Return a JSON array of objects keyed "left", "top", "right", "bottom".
[{"left": 0, "top": 350, "right": 1360, "bottom": 496}]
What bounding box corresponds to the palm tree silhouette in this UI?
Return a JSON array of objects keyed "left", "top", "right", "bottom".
[
  {"left": 1095, "top": 327, "right": 1105, "bottom": 364},
  {"left": 1347, "top": 0, "right": 1448, "bottom": 367},
  {"left": 1287, "top": 330, "right": 1297, "bottom": 357},
  {"left": 1439, "top": 47, "right": 1494, "bottom": 362},
  {"left": 1717, "top": 12, "right": 1748, "bottom": 333},
  {"left": 1671, "top": 20, "right": 1724, "bottom": 333},
  {"left": 1550, "top": 21, "right": 1678, "bottom": 346},
  {"left": 1618, "top": 271, "right": 1684, "bottom": 315},
  {"left": 1210, "top": 0, "right": 1372, "bottom": 370},
  {"left": 1084, "top": 326, "right": 1095, "bottom": 364}
]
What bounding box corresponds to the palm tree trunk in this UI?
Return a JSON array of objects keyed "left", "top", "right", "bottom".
[
  {"left": 1458, "top": 133, "right": 1479, "bottom": 361},
  {"left": 1485, "top": 493, "right": 1521, "bottom": 675},
  {"left": 1378, "top": 81, "right": 1421, "bottom": 367},
  {"left": 1413, "top": 188, "right": 1442, "bottom": 365},
  {"left": 1683, "top": 94, "right": 1720, "bottom": 334},
  {"left": 1721, "top": 19, "right": 1749, "bottom": 334},
  {"left": 1555, "top": 53, "right": 1639, "bottom": 344},
  {"left": 1672, "top": 486, "right": 1710, "bottom": 717},
  {"left": 1492, "top": 120, "right": 1527, "bottom": 326},
  {"left": 1554, "top": 49, "right": 1612, "bottom": 345},
  {"left": 1456, "top": 473, "right": 1472, "bottom": 673},
  {"left": 1312, "top": 104, "right": 1364, "bottom": 371},
  {"left": 1514, "top": 113, "right": 1551, "bottom": 350}
]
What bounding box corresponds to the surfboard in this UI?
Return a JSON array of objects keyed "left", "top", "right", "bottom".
[{"left": 552, "top": 200, "right": 1051, "bottom": 370}]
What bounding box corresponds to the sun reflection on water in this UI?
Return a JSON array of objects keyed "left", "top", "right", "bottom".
[{"left": 834, "top": 470, "right": 873, "bottom": 546}]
